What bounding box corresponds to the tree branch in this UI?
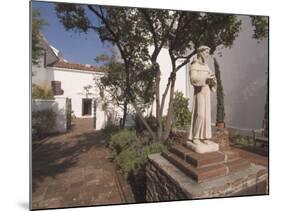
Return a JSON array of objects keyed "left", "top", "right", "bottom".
[
  {"left": 140, "top": 9, "right": 158, "bottom": 50},
  {"left": 158, "top": 12, "right": 178, "bottom": 52},
  {"left": 160, "top": 76, "right": 171, "bottom": 116},
  {"left": 175, "top": 50, "right": 197, "bottom": 72}
]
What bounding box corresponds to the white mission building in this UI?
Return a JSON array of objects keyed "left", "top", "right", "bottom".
[{"left": 32, "top": 36, "right": 195, "bottom": 131}]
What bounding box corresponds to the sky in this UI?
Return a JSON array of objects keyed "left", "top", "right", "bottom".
[
  {"left": 32, "top": 1, "right": 268, "bottom": 130},
  {"left": 32, "top": 1, "right": 112, "bottom": 66}
]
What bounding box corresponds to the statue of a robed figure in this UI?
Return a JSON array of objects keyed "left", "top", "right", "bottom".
[{"left": 186, "top": 45, "right": 219, "bottom": 153}]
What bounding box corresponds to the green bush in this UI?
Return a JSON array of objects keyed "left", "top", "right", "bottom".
[
  {"left": 135, "top": 115, "right": 157, "bottom": 133},
  {"left": 116, "top": 148, "right": 143, "bottom": 175},
  {"left": 32, "top": 109, "right": 56, "bottom": 139},
  {"left": 230, "top": 132, "right": 252, "bottom": 146},
  {"left": 141, "top": 142, "right": 165, "bottom": 162},
  {"left": 173, "top": 91, "right": 191, "bottom": 129},
  {"left": 109, "top": 129, "right": 138, "bottom": 156},
  {"left": 108, "top": 128, "right": 166, "bottom": 178},
  {"left": 116, "top": 141, "right": 165, "bottom": 176},
  {"left": 102, "top": 122, "right": 120, "bottom": 142},
  {"left": 32, "top": 84, "right": 54, "bottom": 99},
  {"left": 165, "top": 138, "right": 177, "bottom": 148}
]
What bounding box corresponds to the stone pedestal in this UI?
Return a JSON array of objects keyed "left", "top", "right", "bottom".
[
  {"left": 145, "top": 128, "right": 268, "bottom": 201},
  {"left": 146, "top": 153, "right": 267, "bottom": 201},
  {"left": 185, "top": 140, "right": 219, "bottom": 154}
]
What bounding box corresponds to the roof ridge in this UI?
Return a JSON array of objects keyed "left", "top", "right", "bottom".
[{"left": 49, "top": 60, "right": 106, "bottom": 73}]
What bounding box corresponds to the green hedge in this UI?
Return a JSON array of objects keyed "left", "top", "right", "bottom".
[
  {"left": 109, "top": 129, "right": 165, "bottom": 177},
  {"left": 109, "top": 129, "right": 137, "bottom": 156}
]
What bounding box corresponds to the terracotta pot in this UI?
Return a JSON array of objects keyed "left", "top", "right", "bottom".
[{"left": 216, "top": 122, "right": 225, "bottom": 128}]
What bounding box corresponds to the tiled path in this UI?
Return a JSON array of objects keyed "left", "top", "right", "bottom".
[{"left": 32, "top": 118, "right": 134, "bottom": 210}]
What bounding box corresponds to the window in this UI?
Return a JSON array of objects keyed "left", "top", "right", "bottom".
[
  {"left": 51, "top": 81, "right": 64, "bottom": 95},
  {"left": 82, "top": 99, "right": 92, "bottom": 116}
]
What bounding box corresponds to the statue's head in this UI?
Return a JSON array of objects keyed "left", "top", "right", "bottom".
[{"left": 197, "top": 45, "right": 210, "bottom": 64}]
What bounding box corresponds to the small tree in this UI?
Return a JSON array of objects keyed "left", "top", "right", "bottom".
[
  {"left": 32, "top": 9, "right": 47, "bottom": 64},
  {"left": 96, "top": 54, "right": 129, "bottom": 128},
  {"left": 173, "top": 91, "right": 191, "bottom": 129},
  {"left": 214, "top": 57, "right": 225, "bottom": 127}
]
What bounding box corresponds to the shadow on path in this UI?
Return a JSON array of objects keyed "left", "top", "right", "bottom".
[{"left": 32, "top": 118, "right": 134, "bottom": 209}]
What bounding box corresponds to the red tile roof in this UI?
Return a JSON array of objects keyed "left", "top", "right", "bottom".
[{"left": 50, "top": 60, "right": 106, "bottom": 73}]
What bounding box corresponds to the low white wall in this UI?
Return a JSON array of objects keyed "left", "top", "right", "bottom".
[{"left": 32, "top": 97, "right": 67, "bottom": 133}]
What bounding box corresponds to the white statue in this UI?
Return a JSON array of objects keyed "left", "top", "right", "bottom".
[{"left": 186, "top": 45, "right": 218, "bottom": 153}]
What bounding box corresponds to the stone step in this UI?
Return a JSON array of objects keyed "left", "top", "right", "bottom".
[
  {"left": 225, "top": 158, "right": 251, "bottom": 174},
  {"left": 162, "top": 150, "right": 250, "bottom": 183},
  {"left": 162, "top": 150, "right": 227, "bottom": 183},
  {"left": 169, "top": 144, "right": 240, "bottom": 168},
  {"left": 169, "top": 144, "right": 224, "bottom": 167}
]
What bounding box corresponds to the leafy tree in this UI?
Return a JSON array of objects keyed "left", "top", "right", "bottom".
[
  {"left": 250, "top": 16, "right": 269, "bottom": 41},
  {"left": 55, "top": 3, "right": 268, "bottom": 142},
  {"left": 96, "top": 51, "right": 155, "bottom": 128},
  {"left": 56, "top": 4, "right": 157, "bottom": 138},
  {"left": 32, "top": 9, "right": 47, "bottom": 64},
  {"left": 95, "top": 54, "right": 128, "bottom": 128},
  {"left": 139, "top": 11, "right": 242, "bottom": 140}
]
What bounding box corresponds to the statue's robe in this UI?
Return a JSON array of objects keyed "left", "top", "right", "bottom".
[{"left": 188, "top": 62, "right": 216, "bottom": 141}]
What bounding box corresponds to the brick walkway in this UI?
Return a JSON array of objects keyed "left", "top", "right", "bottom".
[{"left": 32, "top": 118, "right": 134, "bottom": 210}]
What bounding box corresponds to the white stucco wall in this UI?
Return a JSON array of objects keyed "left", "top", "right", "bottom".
[
  {"left": 150, "top": 48, "right": 191, "bottom": 116},
  {"left": 47, "top": 67, "right": 107, "bottom": 130},
  {"left": 32, "top": 98, "right": 67, "bottom": 133},
  {"left": 32, "top": 57, "right": 55, "bottom": 87}
]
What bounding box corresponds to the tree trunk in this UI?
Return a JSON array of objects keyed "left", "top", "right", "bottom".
[
  {"left": 131, "top": 101, "right": 157, "bottom": 142},
  {"left": 162, "top": 72, "right": 176, "bottom": 142},
  {"left": 121, "top": 101, "right": 128, "bottom": 129},
  {"left": 155, "top": 64, "right": 162, "bottom": 143}
]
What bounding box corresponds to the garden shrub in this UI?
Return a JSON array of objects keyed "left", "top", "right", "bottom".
[
  {"left": 115, "top": 141, "right": 165, "bottom": 177},
  {"left": 102, "top": 122, "right": 120, "bottom": 143},
  {"left": 135, "top": 115, "right": 157, "bottom": 133},
  {"left": 32, "top": 109, "right": 56, "bottom": 139},
  {"left": 116, "top": 148, "right": 143, "bottom": 175},
  {"left": 230, "top": 132, "right": 251, "bottom": 146},
  {"left": 141, "top": 142, "right": 165, "bottom": 163},
  {"left": 108, "top": 129, "right": 166, "bottom": 201},
  {"left": 32, "top": 84, "right": 54, "bottom": 99},
  {"left": 165, "top": 138, "right": 177, "bottom": 148},
  {"left": 109, "top": 129, "right": 138, "bottom": 156},
  {"left": 173, "top": 91, "right": 192, "bottom": 129}
]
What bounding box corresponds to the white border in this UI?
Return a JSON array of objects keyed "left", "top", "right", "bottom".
[{"left": 1, "top": 0, "right": 279, "bottom": 211}]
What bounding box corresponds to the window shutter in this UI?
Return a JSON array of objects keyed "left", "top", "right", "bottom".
[{"left": 51, "top": 81, "right": 64, "bottom": 95}]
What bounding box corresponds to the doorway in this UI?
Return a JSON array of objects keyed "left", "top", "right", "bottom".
[{"left": 82, "top": 99, "right": 92, "bottom": 116}]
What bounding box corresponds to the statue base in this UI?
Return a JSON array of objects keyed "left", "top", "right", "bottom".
[
  {"left": 185, "top": 140, "right": 219, "bottom": 154},
  {"left": 146, "top": 153, "right": 268, "bottom": 201}
]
